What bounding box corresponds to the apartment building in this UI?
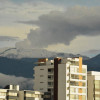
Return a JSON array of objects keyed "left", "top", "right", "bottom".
[
  {"left": 0, "top": 85, "right": 50, "bottom": 100},
  {"left": 0, "top": 89, "right": 7, "bottom": 100},
  {"left": 0, "top": 85, "right": 19, "bottom": 100},
  {"left": 87, "top": 71, "right": 100, "bottom": 100},
  {"left": 19, "top": 90, "right": 43, "bottom": 100},
  {"left": 33, "top": 58, "right": 54, "bottom": 95},
  {"left": 33, "top": 57, "right": 87, "bottom": 100}
]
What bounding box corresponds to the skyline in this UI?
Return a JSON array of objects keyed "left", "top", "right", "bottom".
[{"left": 0, "top": 0, "right": 100, "bottom": 54}]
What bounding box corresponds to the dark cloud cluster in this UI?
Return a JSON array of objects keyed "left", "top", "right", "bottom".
[
  {"left": 0, "top": 73, "right": 33, "bottom": 90},
  {"left": 17, "top": 6, "right": 100, "bottom": 48}
]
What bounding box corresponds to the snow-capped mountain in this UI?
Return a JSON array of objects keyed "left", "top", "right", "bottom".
[{"left": 0, "top": 48, "right": 89, "bottom": 59}]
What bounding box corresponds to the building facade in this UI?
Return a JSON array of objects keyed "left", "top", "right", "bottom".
[
  {"left": 0, "top": 85, "right": 19, "bottom": 100},
  {"left": 33, "top": 58, "right": 54, "bottom": 97},
  {"left": 33, "top": 57, "right": 87, "bottom": 100},
  {"left": 19, "top": 90, "right": 43, "bottom": 100},
  {"left": 0, "top": 85, "right": 49, "bottom": 100},
  {"left": 0, "top": 89, "right": 7, "bottom": 100},
  {"left": 87, "top": 71, "right": 100, "bottom": 100}
]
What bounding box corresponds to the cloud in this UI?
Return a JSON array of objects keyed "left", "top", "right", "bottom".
[
  {"left": 10, "top": 0, "right": 100, "bottom": 7},
  {"left": 16, "top": 6, "right": 100, "bottom": 49},
  {"left": 0, "top": 36, "right": 19, "bottom": 41},
  {"left": 0, "top": 73, "right": 33, "bottom": 90},
  {"left": 0, "top": 0, "right": 63, "bottom": 23},
  {"left": 0, "top": 0, "right": 63, "bottom": 40}
]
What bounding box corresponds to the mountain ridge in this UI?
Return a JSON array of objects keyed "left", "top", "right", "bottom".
[
  {"left": 0, "top": 47, "right": 89, "bottom": 60},
  {"left": 0, "top": 47, "right": 100, "bottom": 78},
  {"left": 83, "top": 54, "right": 100, "bottom": 71}
]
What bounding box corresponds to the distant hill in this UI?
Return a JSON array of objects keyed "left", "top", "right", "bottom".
[
  {"left": 0, "top": 54, "right": 100, "bottom": 78},
  {"left": 0, "top": 57, "right": 38, "bottom": 78},
  {"left": 83, "top": 54, "right": 100, "bottom": 71},
  {"left": 0, "top": 47, "right": 91, "bottom": 78},
  {"left": 0, "top": 55, "right": 89, "bottom": 78}
]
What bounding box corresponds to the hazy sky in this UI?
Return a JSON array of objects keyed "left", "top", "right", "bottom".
[{"left": 0, "top": 0, "right": 100, "bottom": 53}]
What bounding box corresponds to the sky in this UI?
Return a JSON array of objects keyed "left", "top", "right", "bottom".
[{"left": 0, "top": 0, "right": 100, "bottom": 54}]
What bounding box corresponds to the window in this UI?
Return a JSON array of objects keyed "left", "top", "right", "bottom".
[
  {"left": 8, "top": 92, "right": 17, "bottom": 96},
  {"left": 95, "top": 80, "right": 100, "bottom": 99},
  {"left": 82, "top": 68, "right": 86, "bottom": 73},
  {"left": 48, "top": 76, "right": 51, "bottom": 78},
  {"left": 48, "top": 89, "right": 51, "bottom": 92},
  {"left": 70, "top": 95, "right": 86, "bottom": 100},
  {"left": 26, "top": 93, "right": 35, "bottom": 97},
  {"left": 48, "top": 69, "right": 52, "bottom": 72},
  {"left": 48, "top": 69, "right": 53, "bottom": 74},
  {"left": 70, "top": 74, "right": 86, "bottom": 80},
  {"left": 48, "top": 82, "right": 53, "bottom": 86},
  {"left": 0, "top": 92, "right": 6, "bottom": 96},
  {"left": 70, "top": 81, "right": 86, "bottom": 87},
  {"left": 40, "top": 88, "right": 43, "bottom": 90},
  {"left": 40, "top": 69, "right": 44, "bottom": 70},
  {"left": 40, "top": 75, "right": 44, "bottom": 77},
  {"left": 40, "top": 82, "right": 44, "bottom": 83},
  {"left": 48, "top": 75, "right": 53, "bottom": 80},
  {"left": 48, "top": 82, "right": 52, "bottom": 85}
]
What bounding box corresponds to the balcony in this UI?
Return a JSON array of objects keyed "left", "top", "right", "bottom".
[
  {"left": 48, "top": 75, "right": 53, "bottom": 82},
  {"left": 48, "top": 68, "right": 54, "bottom": 75},
  {"left": 48, "top": 82, "right": 53, "bottom": 88}
]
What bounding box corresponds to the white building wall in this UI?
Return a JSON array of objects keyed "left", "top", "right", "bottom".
[
  {"left": 34, "top": 65, "right": 54, "bottom": 93},
  {"left": 34, "top": 66, "right": 48, "bottom": 92},
  {"left": 0, "top": 89, "right": 7, "bottom": 100}
]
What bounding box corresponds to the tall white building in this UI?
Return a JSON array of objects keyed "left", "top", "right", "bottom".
[
  {"left": 33, "top": 57, "right": 87, "bottom": 100},
  {"left": 87, "top": 71, "right": 100, "bottom": 100}
]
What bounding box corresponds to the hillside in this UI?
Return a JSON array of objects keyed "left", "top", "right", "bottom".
[
  {"left": 0, "top": 57, "right": 38, "bottom": 78},
  {"left": 0, "top": 55, "right": 89, "bottom": 78},
  {"left": 83, "top": 54, "right": 100, "bottom": 71},
  {"left": 0, "top": 53, "right": 100, "bottom": 78}
]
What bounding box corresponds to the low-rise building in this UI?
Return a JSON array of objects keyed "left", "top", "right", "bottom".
[
  {"left": 0, "top": 89, "right": 7, "bottom": 100},
  {"left": 0, "top": 85, "right": 50, "bottom": 100},
  {"left": 19, "top": 90, "right": 43, "bottom": 100},
  {"left": 0, "top": 85, "right": 19, "bottom": 100},
  {"left": 87, "top": 71, "right": 100, "bottom": 100}
]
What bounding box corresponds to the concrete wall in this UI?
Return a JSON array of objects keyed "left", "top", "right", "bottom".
[
  {"left": 58, "top": 64, "right": 66, "bottom": 100},
  {"left": 34, "top": 66, "right": 48, "bottom": 92},
  {"left": 34, "top": 65, "right": 54, "bottom": 93},
  {"left": 19, "top": 91, "right": 24, "bottom": 100},
  {"left": 87, "top": 75, "right": 94, "bottom": 100}
]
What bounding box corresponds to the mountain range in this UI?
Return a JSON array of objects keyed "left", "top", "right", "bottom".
[
  {"left": 0, "top": 47, "right": 100, "bottom": 78},
  {"left": 0, "top": 47, "right": 89, "bottom": 59},
  {"left": 83, "top": 54, "right": 100, "bottom": 71}
]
